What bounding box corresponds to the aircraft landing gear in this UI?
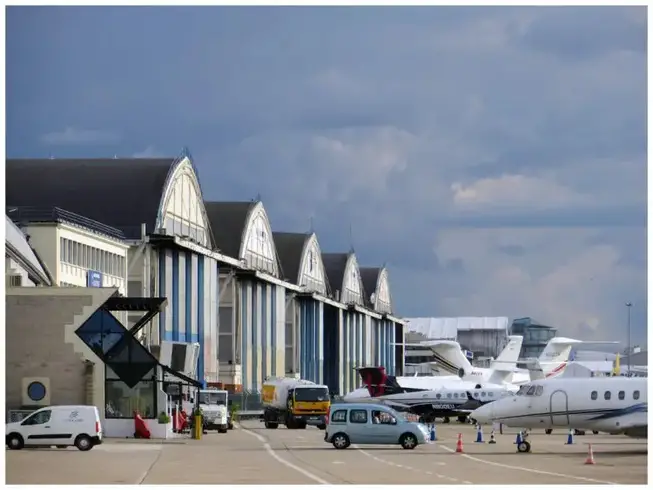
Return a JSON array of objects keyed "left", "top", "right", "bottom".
[{"left": 517, "top": 441, "right": 532, "bottom": 453}]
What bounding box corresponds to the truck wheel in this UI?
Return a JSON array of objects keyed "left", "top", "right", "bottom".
[{"left": 265, "top": 421, "right": 279, "bottom": 429}]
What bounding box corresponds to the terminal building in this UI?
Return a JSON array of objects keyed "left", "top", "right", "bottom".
[{"left": 5, "top": 155, "right": 406, "bottom": 431}]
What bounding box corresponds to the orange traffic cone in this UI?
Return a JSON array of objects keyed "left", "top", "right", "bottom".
[
  {"left": 456, "top": 433, "right": 464, "bottom": 453},
  {"left": 585, "top": 444, "right": 595, "bottom": 465}
]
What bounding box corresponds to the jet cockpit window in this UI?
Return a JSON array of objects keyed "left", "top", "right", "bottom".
[
  {"left": 591, "top": 391, "right": 598, "bottom": 400},
  {"left": 516, "top": 385, "right": 529, "bottom": 396},
  {"left": 526, "top": 385, "right": 536, "bottom": 396},
  {"left": 604, "top": 391, "right": 611, "bottom": 400},
  {"left": 535, "top": 386, "right": 543, "bottom": 396},
  {"left": 633, "top": 390, "right": 640, "bottom": 400},
  {"left": 618, "top": 391, "right": 625, "bottom": 400}
]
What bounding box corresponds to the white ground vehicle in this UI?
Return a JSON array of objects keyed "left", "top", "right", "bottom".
[
  {"left": 6, "top": 405, "right": 102, "bottom": 451},
  {"left": 187, "top": 389, "right": 230, "bottom": 433}
]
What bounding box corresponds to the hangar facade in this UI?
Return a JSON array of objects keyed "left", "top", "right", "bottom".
[{"left": 6, "top": 156, "right": 222, "bottom": 384}]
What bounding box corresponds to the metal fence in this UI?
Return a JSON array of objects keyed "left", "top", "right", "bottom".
[{"left": 7, "top": 410, "right": 33, "bottom": 423}]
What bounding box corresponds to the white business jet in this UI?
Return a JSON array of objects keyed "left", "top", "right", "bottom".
[{"left": 470, "top": 369, "right": 647, "bottom": 452}]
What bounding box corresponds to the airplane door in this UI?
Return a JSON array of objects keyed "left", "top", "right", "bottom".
[{"left": 549, "top": 390, "right": 569, "bottom": 426}]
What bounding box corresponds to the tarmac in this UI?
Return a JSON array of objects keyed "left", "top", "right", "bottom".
[{"left": 5, "top": 422, "right": 648, "bottom": 484}]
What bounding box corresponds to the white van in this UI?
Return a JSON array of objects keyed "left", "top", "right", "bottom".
[{"left": 6, "top": 405, "right": 103, "bottom": 451}]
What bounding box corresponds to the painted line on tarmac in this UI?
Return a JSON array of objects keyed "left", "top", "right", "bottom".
[
  {"left": 438, "top": 444, "right": 618, "bottom": 485},
  {"left": 353, "top": 445, "right": 459, "bottom": 483},
  {"left": 238, "top": 424, "right": 330, "bottom": 485}
]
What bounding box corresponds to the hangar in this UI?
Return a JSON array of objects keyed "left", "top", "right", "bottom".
[
  {"left": 6, "top": 156, "right": 223, "bottom": 384},
  {"left": 204, "top": 200, "right": 298, "bottom": 392}
]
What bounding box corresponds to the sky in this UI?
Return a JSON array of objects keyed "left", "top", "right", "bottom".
[{"left": 6, "top": 6, "right": 648, "bottom": 347}]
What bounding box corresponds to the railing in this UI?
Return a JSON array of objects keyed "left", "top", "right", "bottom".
[
  {"left": 8, "top": 206, "right": 126, "bottom": 240},
  {"left": 7, "top": 410, "right": 33, "bottom": 423}
]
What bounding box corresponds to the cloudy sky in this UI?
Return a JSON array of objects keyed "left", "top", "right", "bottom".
[{"left": 6, "top": 6, "right": 647, "bottom": 347}]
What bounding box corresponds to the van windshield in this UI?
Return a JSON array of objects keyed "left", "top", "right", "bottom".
[{"left": 294, "top": 387, "right": 329, "bottom": 402}]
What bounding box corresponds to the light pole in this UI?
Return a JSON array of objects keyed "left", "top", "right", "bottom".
[{"left": 625, "top": 302, "right": 632, "bottom": 376}]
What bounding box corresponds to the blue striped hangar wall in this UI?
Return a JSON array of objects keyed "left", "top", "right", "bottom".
[{"left": 273, "top": 234, "right": 405, "bottom": 396}]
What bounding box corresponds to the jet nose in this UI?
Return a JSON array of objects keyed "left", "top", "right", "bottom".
[{"left": 471, "top": 403, "right": 493, "bottom": 424}]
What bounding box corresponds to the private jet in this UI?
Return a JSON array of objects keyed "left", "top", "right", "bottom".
[{"left": 470, "top": 372, "right": 647, "bottom": 452}]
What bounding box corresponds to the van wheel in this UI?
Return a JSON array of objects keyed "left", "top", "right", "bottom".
[
  {"left": 7, "top": 433, "right": 24, "bottom": 450},
  {"left": 400, "top": 433, "right": 418, "bottom": 450},
  {"left": 74, "top": 434, "right": 93, "bottom": 451},
  {"left": 332, "top": 433, "right": 350, "bottom": 449}
]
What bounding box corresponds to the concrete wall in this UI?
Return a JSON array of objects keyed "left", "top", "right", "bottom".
[{"left": 5, "top": 288, "right": 114, "bottom": 411}]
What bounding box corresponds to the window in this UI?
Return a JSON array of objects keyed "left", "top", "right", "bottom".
[
  {"left": 481, "top": 391, "right": 486, "bottom": 397},
  {"left": 526, "top": 386, "right": 536, "bottom": 396},
  {"left": 633, "top": 390, "right": 640, "bottom": 400},
  {"left": 331, "top": 410, "right": 347, "bottom": 423},
  {"left": 75, "top": 309, "right": 126, "bottom": 358},
  {"left": 21, "top": 409, "right": 52, "bottom": 426},
  {"left": 446, "top": 393, "right": 452, "bottom": 398},
  {"left": 72, "top": 242, "right": 78, "bottom": 265},
  {"left": 435, "top": 393, "right": 441, "bottom": 399},
  {"left": 60, "top": 237, "right": 65, "bottom": 261},
  {"left": 618, "top": 391, "right": 625, "bottom": 400},
  {"left": 604, "top": 391, "right": 611, "bottom": 400},
  {"left": 535, "top": 386, "right": 543, "bottom": 396},
  {"left": 105, "top": 375, "right": 157, "bottom": 419},
  {"left": 349, "top": 409, "right": 368, "bottom": 424},
  {"left": 453, "top": 393, "right": 458, "bottom": 398},
  {"left": 591, "top": 391, "right": 598, "bottom": 400},
  {"left": 473, "top": 392, "right": 479, "bottom": 398},
  {"left": 91, "top": 248, "right": 97, "bottom": 270}
]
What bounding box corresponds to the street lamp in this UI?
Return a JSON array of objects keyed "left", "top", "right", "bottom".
[{"left": 625, "top": 302, "right": 632, "bottom": 376}]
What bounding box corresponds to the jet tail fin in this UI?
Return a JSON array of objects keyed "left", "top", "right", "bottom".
[
  {"left": 355, "top": 366, "right": 403, "bottom": 397},
  {"left": 524, "top": 358, "right": 545, "bottom": 381}
]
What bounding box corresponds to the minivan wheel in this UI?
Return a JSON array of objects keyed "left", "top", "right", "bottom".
[
  {"left": 7, "top": 433, "right": 24, "bottom": 450},
  {"left": 74, "top": 434, "right": 93, "bottom": 451},
  {"left": 332, "top": 433, "right": 350, "bottom": 449},
  {"left": 400, "top": 433, "right": 418, "bottom": 450}
]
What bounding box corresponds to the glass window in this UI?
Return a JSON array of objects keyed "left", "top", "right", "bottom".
[
  {"left": 105, "top": 378, "right": 156, "bottom": 419},
  {"left": 75, "top": 309, "right": 126, "bottom": 358},
  {"left": 633, "top": 390, "right": 640, "bottom": 400},
  {"left": 535, "top": 386, "right": 543, "bottom": 396},
  {"left": 435, "top": 393, "right": 441, "bottom": 399},
  {"left": 446, "top": 393, "right": 452, "bottom": 398},
  {"left": 349, "top": 409, "right": 368, "bottom": 424},
  {"left": 526, "top": 386, "right": 536, "bottom": 396},
  {"left": 481, "top": 391, "right": 487, "bottom": 397},
  {"left": 604, "top": 391, "right": 611, "bottom": 400},
  {"left": 473, "top": 392, "right": 479, "bottom": 398},
  {"left": 453, "top": 393, "right": 458, "bottom": 398},
  {"left": 516, "top": 385, "right": 529, "bottom": 396},
  {"left": 618, "top": 391, "right": 625, "bottom": 400},
  {"left": 60, "top": 237, "right": 65, "bottom": 261},
  {"left": 67, "top": 239, "right": 73, "bottom": 263},
  {"left": 591, "top": 391, "right": 598, "bottom": 400},
  {"left": 331, "top": 410, "right": 347, "bottom": 423},
  {"left": 21, "top": 409, "right": 52, "bottom": 426}
]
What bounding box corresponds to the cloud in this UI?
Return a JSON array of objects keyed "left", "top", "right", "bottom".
[
  {"left": 6, "top": 6, "right": 647, "bottom": 346},
  {"left": 40, "top": 127, "right": 120, "bottom": 146}
]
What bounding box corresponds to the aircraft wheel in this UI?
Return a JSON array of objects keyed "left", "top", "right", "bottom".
[
  {"left": 545, "top": 429, "right": 553, "bottom": 435},
  {"left": 517, "top": 441, "right": 531, "bottom": 453}
]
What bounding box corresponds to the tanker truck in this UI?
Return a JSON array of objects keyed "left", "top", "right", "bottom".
[{"left": 261, "top": 377, "right": 330, "bottom": 430}]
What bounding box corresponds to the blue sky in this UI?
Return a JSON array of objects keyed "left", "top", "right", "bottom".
[{"left": 6, "top": 6, "right": 647, "bottom": 346}]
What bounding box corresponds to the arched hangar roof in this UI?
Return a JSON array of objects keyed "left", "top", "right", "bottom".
[
  {"left": 321, "top": 252, "right": 365, "bottom": 306},
  {"left": 359, "top": 266, "right": 393, "bottom": 314},
  {"left": 5, "top": 215, "right": 53, "bottom": 286},
  {"left": 204, "top": 200, "right": 280, "bottom": 276},
  {"left": 272, "top": 232, "right": 329, "bottom": 295},
  {"left": 5, "top": 157, "right": 213, "bottom": 247}
]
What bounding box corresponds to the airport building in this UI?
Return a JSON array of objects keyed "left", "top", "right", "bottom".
[
  {"left": 5, "top": 154, "right": 405, "bottom": 427},
  {"left": 5, "top": 215, "right": 54, "bottom": 287}
]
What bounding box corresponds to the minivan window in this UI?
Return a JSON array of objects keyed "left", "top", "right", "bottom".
[
  {"left": 331, "top": 410, "right": 347, "bottom": 423},
  {"left": 591, "top": 391, "right": 598, "bottom": 400},
  {"left": 618, "top": 391, "right": 625, "bottom": 400},
  {"left": 349, "top": 409, "right": 368, "bottom": 424},
  {"left": 21, "top": 410, "right": 52, "bottom": 426}
]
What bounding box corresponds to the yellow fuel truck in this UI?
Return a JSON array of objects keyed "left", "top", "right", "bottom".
[{"left": 261, "top": 377, "right": 330, "bottom": 429}]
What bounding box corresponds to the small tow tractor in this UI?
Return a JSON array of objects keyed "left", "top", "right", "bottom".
[{"left": 517, "top": 429, "right": 532, "bottom": 453}]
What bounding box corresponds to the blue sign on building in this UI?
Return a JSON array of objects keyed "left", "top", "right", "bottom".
[{"left": 87, "top": 270, "right": 103, "bottom": 287}]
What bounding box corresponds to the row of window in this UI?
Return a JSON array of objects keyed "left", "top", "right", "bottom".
[
  {"left": 60, "top": 237, "right": 125, "bottom": 278},
  {"left": 590, "top": 390, "right": 640, "bottom": 401},
  {"left": 331, "top": 409, "right": 397, "bottom": 425}
]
